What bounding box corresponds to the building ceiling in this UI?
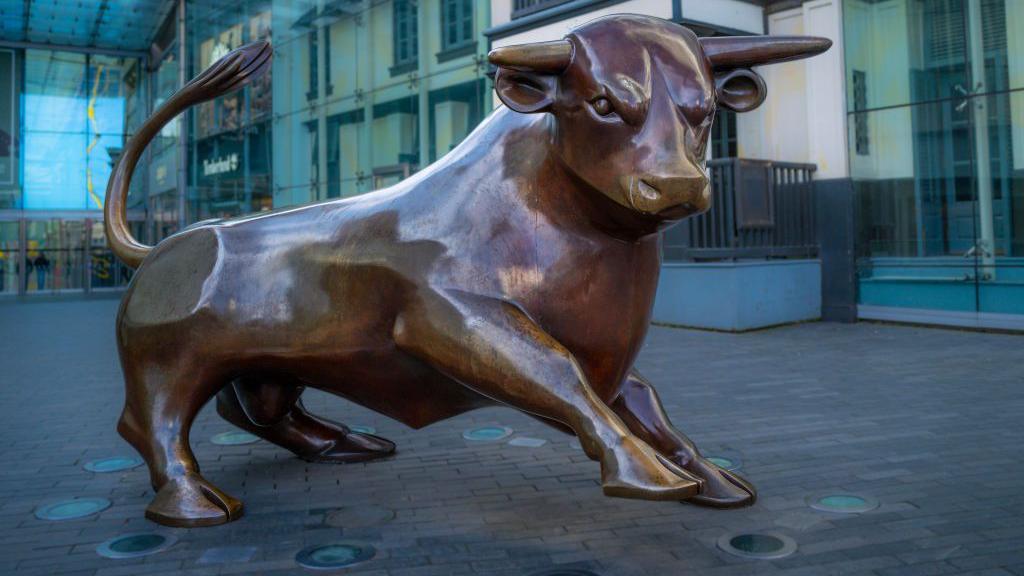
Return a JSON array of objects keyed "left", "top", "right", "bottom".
[{"left": 0, "top": 0, "right": 176, "bottom": 53}]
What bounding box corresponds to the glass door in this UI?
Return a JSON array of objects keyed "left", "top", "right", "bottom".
[
  {"left": 0, "top": 220, "right": 18, "bottom": 295},
  {"left": 24, "top": 220, "right": 57, "bottom": 293}
]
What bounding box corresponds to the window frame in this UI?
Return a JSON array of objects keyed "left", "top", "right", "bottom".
[
  {"left": 390, "top": 0, "right": 419, "bottom": 76},
  {"left": 438, "top": 0, "right": 475, "bottom": 61}
]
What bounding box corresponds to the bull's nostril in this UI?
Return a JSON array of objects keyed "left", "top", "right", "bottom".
[{"left": 637, "top": 179, "right": 660, "bottom": 201}]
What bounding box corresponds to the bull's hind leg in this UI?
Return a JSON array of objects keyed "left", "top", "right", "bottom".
[
  {"left": 216, "top": 376, "right": 395, "bottom": 463},
  {"left": 394, "top": 290, "right": 702, "bottom": 501},
  {"left": 117, "top": 354, "right": 242, "bottom": 527},
  {"left": 611, "top": 370, "right": 756, "bottom": 508}
]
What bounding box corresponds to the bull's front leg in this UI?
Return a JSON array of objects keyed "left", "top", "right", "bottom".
[
  {"left": 611, "top": 370, "right": 756, "bottom": 508},
  {"left": 394, "top": 289, "right": 702, "bottom": 501}
]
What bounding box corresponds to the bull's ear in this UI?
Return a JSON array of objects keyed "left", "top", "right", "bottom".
[
  {"left": 715, "top": 68, "right": 766, "bottom": 113},
  {"left": 494, "top": 68, "right": 559, "bottom": 114}
]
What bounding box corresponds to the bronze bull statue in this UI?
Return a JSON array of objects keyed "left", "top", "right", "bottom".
[{"left": 104, "top": 14, "right": 829, "bottom": 527}]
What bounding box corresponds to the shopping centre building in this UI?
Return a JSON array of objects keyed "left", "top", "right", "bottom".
[{"left": 0, "top": 0, "right": 1021, "bottom": 331}]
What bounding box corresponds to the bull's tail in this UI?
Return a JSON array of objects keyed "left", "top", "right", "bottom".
[{"left": 104, "top": 41, "right": 272, "bottom": 268}]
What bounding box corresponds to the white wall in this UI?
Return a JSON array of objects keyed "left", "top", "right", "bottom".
[
  {"left": 843, "top": 0, "right": 913, "bottom": 180},
  {"left": 738, "top": 0, "right": 848, "bottom": 179},
  {"left": 491, "top": 0, "right": 674, "bottom": 51},
  {"left": 679, "top": 0, "right": 763, "bottom": 34}
]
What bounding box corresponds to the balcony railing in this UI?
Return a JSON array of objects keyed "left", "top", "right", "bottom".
[
  {"left": 511, "top": 0, "right": 574, "bottom": 20},
  {"left": 663, "top": 158, "right": 818, "bottom": 261}
]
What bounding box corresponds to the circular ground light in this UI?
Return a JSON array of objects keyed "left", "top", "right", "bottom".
[
  {"left": 211, "top": 430, "right": 260, "bottom": 445},
  {"left": 807, "top": 493, "right": 879, "bottom": 514},
  {"left": 84, "top": 456, "right": 143, "bottom": 473},
  {"left": 295, "top": 543, "right": 375, "bottom": 570},
  {"left": 508, "top": 436, "right": 547, "bottom": 448},
  {"left": 717, "top": 532, "right": 797, "bottom": 560},
  {"left": 35, "top": 497, "right": 111, "bottom": 521},
  {"left": 97, "top": 532, "right": 177, "bottom": 559},
  {"left": 462, "top": 426, "right": 513, "bottom": 442},
  {"left": 349, "top": 425, "right": 376, "bottom": 434},
  {"left": 706, "top": 455, "right": 742, "bottom": 471}
]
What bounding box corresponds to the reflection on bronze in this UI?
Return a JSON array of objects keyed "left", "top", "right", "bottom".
[{"left": 104, "top": 16, "right": 830, "bottom": 527}]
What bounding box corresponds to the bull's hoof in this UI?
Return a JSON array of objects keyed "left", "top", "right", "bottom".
[
  {"left": 682, "top": 456, "right": 756, "bottom": 509},
  {"left": 601, "top": 437, "right": 703, "bottom": 501},
  {"left": 299, "top": 431, "right": 396, "bottom": 464},
  {"left": 145, "top": 473, "right": 243, "bottom": 527}
]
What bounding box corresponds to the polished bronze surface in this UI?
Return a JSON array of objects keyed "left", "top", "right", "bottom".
[{"left": 104, "top": 15, "right": 830, "bottom": 527}]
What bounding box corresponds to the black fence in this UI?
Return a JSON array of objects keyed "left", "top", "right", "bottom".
[
  {"left": 663, "top": 158, "right": 818, "bottom": 261},
  {"left": 511, "top": 0, "right": 574, "bottom": 20}
]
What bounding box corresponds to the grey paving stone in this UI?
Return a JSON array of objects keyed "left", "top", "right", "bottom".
[{"left": 1, "top": 298, "right": 1023, "bottom": 575}]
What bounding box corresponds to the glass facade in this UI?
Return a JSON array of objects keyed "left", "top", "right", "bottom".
[
  {"left": 0, "top": 46, "right": 145, "bottom": 294},
  {"left": 0, "top": 0, "right": 493, "bottom": 295},
  {"left": 186, "top": 0, "right": 492, "bottom": 213},
  {"left": 844, "top": 0, "right": 1024, "bottom": 316}
]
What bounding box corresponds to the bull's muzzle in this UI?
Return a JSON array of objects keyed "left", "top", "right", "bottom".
[{"left": 624, "top": 173, "right": 710, "bottom": 218}]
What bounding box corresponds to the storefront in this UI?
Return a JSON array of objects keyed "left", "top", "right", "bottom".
[
  {"left": 187, "top": 2, "right": 273, "bottom": 221},
  {"left": 845, "top": 0, "right": 1024, "bottom": 328},
  {"left": 0, "top": 47, "right": 146, "bottom": 295}
]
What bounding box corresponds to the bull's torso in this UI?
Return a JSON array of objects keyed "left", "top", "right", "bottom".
[{"left": 121, "top": 109, "right": 664, "bottom": 426}]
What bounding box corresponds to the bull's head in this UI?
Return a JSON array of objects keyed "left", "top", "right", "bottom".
[{"left": 488, "top": 15, "right": 830, "bottom": 229}]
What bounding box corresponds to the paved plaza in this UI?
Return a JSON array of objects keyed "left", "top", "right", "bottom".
[{"left": 0, "top": 296, "right": 1022, "bottom": 576}]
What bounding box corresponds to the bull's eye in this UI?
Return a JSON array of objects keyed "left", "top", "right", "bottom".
[{"left": 591, "top": 97, "right": 614, "bottom": 117}]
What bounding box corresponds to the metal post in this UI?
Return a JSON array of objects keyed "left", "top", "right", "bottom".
[
  {"left": 84, "top": 219, "right": 92, "bottom": 293},
  {"left": 417, "top": 0, "right": 429, "bottom": 169},
  {"left": 176, "top": 0, "right": 188, "bottom": 230},
  {"left": 17, "top": 218, "right": 25, "bottom": 296},
  {"left": 967, "top": 0, "right": 995, "bottom": 279},
  {"left": 316, "top": 12, "right": 329, "bottom": 201},
  {"left": 359, "top": 0, "right": 375, "bottom": 191}
]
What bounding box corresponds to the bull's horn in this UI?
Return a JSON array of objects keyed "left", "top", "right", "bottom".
[
  {"left": 488, "top": 39, "right": 573, "bottom": 73},
  {"left": 700, "top": 36, "right": 831, "bottom": 69}
]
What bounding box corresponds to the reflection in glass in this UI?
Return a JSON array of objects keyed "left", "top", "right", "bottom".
[
  {"left": 847, "top": 0, "right": 1024, "bottom": 316},
  {"left": 188, "top": 1, "right": 274, "bottom": 221},
  {"left": 22, "top": 51, "right": 139, "bottom": 211}
]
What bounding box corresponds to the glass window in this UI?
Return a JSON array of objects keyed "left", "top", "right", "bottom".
[
  {"left": 710, "top": 109, "right": 736, "bottom": 159},
  {"left": 22, "top": 50, "right": 139, "bottom": 211},
  {"left": 187, "top": 1, "right": 274, "bottom": 222},
  {"left": 0, "top": 49, "right": 16, "bottom": 208},
  {"left": 846, "top": 0, "right": 1024, "bottom": 316},
  {"left": 441, "top": 0, "right": 474, "bottom": 51},
  {"left": 307, "top": 27, "right": 319, "bottom": 101},
  {"left": 392, "top": 0, "right": 418, "bottom": 73}
]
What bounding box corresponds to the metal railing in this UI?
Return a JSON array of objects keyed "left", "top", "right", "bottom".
[
  {"left": 663, "top": 158, "right": 818, "bottom": 261},
  {"left": 511, "top": 0, "right": 574, "bottom": 20}
]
